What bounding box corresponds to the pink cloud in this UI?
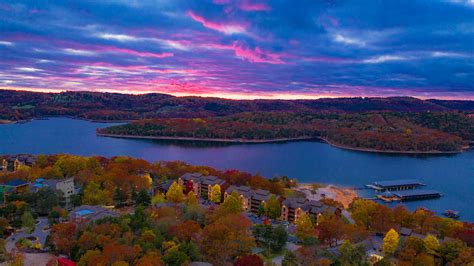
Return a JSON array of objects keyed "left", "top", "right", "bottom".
[
  {"left": 238, "top": 0, "right": 271, "bottom": 11},
  {"left": 187, "top": 11, "right": 247, "bottom": 34},
  {"left": 231, "top": 42, "right": 284, "bottom": 64}
]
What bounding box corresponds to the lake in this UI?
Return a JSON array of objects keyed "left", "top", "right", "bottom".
[{"left": 1, "top": 117, "right": 473, "bottom": 221}]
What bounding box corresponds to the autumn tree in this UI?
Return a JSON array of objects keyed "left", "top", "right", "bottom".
[
  {"left": 252, "top": 224, "right": 288, "bottom": 253},
  {"left": 151, "top": 192, "right": 166, "bottom": 205},
  {"left": 264, "top": 195, "right": 281, "bottom": 219},
  {"left": 83, "top": 181, "right": 112, "bottom": 205},
  {"left": 295, "top": 213, "right": 314, "bottom": 241},
  {"left": 185, "top": 191, "right": 198, "bottom": 206},
  {"left": 424, "top": 234, "right": 440, "bottom": 255},
  {"left": 317, "top": 215, "right": 346, "bottom": 247},
  {"left": 383, "top": 228, "right": 400, "bottom": 255},
  {"left": 165, "top": 181, "right": 184, "bottom": 203},
  {"left": 199, "top": 214, "right": 255, "bottom": 265},
  {"left": 51, "top": 222, "right": 77, "bottom": 256},
  {"left": 234, "top": 254, "right": 263, "bottom": 266},
  {"left": 210, "top": 184, "right": 221, "bottom": 203},
  {"left": 217, "top": 191, "right": 243, "bottom": 216}
]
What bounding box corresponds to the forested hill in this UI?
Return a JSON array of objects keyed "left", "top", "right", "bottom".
[
  {"left": 98, "top": 112, "right": 474, "bottom": 153},
  {"left": 1, "top": 90, "right": 474, "bottom": 121}
]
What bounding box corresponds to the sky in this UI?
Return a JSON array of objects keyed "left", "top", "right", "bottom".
[{"left": 0, "top": 0, "right": 473, "bottom": 100}]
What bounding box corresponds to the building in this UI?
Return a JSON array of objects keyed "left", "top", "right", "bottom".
[
  {"left": 280, "top": 197, "right": 339, "bottom": 223},
  {"left": 1, "top": 179, "right": 29, "bottom": 194},
  {"left": 30, "top": 177, "right": 76, "bottom": 202},
  {"left": 224, "top": 185, "right": 253, "bottom": 211},
  {"left": 1, "top": 155, "right": 35, "bottom": 172},
  {"left": 223, "top": 185, "right": 274, "bottom": 214},
  {"left": 69, "top": 205, "right": 118, "bottom": 224},
  {"left": 177, "top": 173, "right": 226, "bottom": 200},
  {"left": 0, "top": 179, "right": 30, "bottom": 203}
]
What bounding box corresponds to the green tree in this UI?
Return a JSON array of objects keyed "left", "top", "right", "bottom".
[
  {"left": 282, "top": 250, "right": 298, "bottom": 266},
  {"left": 21, "top": 211, "right": 35, "bottom": 233},
  {"left": 162, "top": 249, "right": 189, "bottom": 266},
  {"left": 136, "top": 188, "right": 151, "bottom": 206},
  {"left": 338, "top": 240, "right": 367, "bottom": 265},
  {"left": 113, "top": 187, "right": 127, "bottom": 206},
  {"left": 295, "top": 213, "right": 314, "bottom": 240},
  {"left": 265, "top": 195, "right": 281, "bottom": 219},
  {"left": 35, "top": 188, "right": 59, "bottom": 215},
  {"left": 253, "top": 224, "right": 288, "bottom": 254},
  {"left": 383, "top": 228, "right": 400, "bottom": 255},
  {"left": 166, "top": 181, "right": 184, "bottom": 203},
  {"left": 210, "top": 184, "right": 221, "bottom": 203}
]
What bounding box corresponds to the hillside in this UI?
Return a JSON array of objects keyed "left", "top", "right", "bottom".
[
  {"left": 1, "top": 90, "right": 474, "bottom": 122},
  {"left": 98, "top": 112, "right": 473, "bottom": 153}
]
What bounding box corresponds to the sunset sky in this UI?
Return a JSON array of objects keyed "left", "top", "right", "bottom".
[{"left": 1, "top": 0, "right": 473, "bottom": 99}]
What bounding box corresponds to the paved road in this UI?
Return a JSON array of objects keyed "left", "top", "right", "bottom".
[{"left": 6, "top": 217, "right": 50, "bottom": 253}]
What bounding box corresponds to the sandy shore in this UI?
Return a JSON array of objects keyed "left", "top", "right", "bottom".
[{"left": 294, "top": 184, "right": 358, "bottom": 209}]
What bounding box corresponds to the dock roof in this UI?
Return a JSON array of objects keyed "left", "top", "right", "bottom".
[
  {"left": 392, "top": 190, "right": 441, "bottom": 197},
  {"left": 374, "top": 179, "right": 424, "bottom": 187}
]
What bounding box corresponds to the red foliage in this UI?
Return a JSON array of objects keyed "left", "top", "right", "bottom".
[{"left": 234, "top": 255, "right": 264, "bottom": 266}]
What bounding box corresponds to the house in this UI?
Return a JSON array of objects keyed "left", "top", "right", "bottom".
[
  {"left": 1, "top": 155, "right": 35, "bottom": 172},
  {"left": 224, "top": 185, "right": 274, "bottom": 214},
  {"left": 69, "top": 205, "right": 118, "bottom": 224},
  {"left": 360, "top": 235, "right": 384, "bottom": 263},
  {"left": 201, "top": 175, "right": 226, "bottom": 200},
  {"left": 1, "top": 179, "right": 30, "bottom": 194},
  {"left": 280, "top": 197, "right": 339, "bottom": 223},
  {"left": 30, "top": 177, "right": 76, "bottom": 202}
]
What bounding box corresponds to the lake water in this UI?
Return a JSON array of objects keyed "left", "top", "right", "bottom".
[{"left": 1, "top": 118, "right": 473, "bottom": 221}]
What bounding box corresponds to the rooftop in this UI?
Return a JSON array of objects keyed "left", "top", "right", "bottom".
[
  {"left": 3, "top": 179, "right": 29, "bottom": 187},
  {"left": 392, "top": 190, "right": 442, "bottom": 197},
  {"left": 374, "top": 179, "right": 424, "bottom": 187}
]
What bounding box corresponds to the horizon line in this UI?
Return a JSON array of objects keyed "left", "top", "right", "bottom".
[{"left": 1, "top": 87, "right": 473, "bottom": 101}]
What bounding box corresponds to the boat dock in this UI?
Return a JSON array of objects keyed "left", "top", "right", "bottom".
[
  {"left": 377, "top": 190, "right": 442, "bottom": 202},
  {"left": 367, "top": 179, "right": 425, "bottom": 192}
]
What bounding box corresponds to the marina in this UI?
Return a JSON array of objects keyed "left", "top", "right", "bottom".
[
  {"left": 377, "top": 190, "right": 442, "bottom": 202},
  {"left": 366, "top": 179, "right": 425, "bottom": 191}
]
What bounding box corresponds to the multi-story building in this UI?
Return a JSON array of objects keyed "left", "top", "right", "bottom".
[
  {"left": 171, "top": 173, "right": 227, "bottom": 200},
  {"left": 224, "top": 185, "right": 274, "bottom": 214},
  {"left": 224, "top": 185, "right": 253, "bottom": 211},
  {"left": 30, "top": 177, "right": 76, "bottom": 202},
  {"left": 281, "top": 197, "right": 339, "bottom": 224},
  {"left": 1, "top": 155, "right": 35, "bottom": 172}
]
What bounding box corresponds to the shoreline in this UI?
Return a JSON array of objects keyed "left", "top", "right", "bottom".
[
  {"left": 97, "top": 132, "right": 465, "bottom": 154},
  {"left": 96, "top": 132, "right": 319, "bottom": 143}
]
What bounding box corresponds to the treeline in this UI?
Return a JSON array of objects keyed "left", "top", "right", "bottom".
[
  {"left": 1, "top": 90, "right": 474, "bottom": 122},
  {"left": 1, "top": 154, "right": 473, "bottom": 265},
  {"left": 99, "top": 111, "right": 472, "bottom": 152}
]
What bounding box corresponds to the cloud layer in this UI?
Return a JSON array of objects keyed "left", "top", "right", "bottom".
[{"left": 0, "top": 0, "right": 473, "bottom": 99}]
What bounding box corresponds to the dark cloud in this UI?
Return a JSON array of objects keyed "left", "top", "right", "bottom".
[{"left": 0, "top": 0, "right": 473, "bottom": 99}]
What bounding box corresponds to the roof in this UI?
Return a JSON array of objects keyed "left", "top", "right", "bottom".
[
  {"left": 226, "top": 185, "right": 253, "bottom": 198},
  {"left": 201, "top": 175, "right": 226, "bottom": 186},
  {"left": 4, "top": 179, "right": 29, "bottom": 187},
  {"left": 69, "top": 205, "right": 118, "bottom": 221},
  {"left": 181, "top": 172, "right": 203, "bottom": 181},
  {"left": 392, "top": 190, "right": 441, "bottom": 197},
  {"left": 399, "top": 227, "right": 412, "bottom": 236},
  {"left": 374, "top": 179, "right": 424, "bottom": 187}
]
